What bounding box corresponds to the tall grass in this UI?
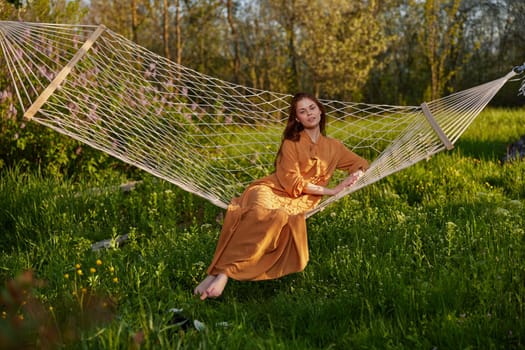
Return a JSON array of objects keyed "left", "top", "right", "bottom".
[{"left": 0, "top": 108, "right": 523, "bottom": 349}]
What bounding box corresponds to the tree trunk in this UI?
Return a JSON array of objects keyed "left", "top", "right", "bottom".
[
  {"left": 175, "top": 0, "right": 182, "bottom": 66},
  {"left": 163, "top": 0, "right": 170, "bottom": 59},
  {"left": 284, "top": 0, "right": 298, "bottom": 93},
  {"left": 131, "top": 0, "right": 138, "bottom": 43},
  {"left": 226, "top": 0, "right": 240, "bottom": 83}
]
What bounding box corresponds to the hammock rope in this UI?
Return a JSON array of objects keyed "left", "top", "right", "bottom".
[{"left": 0, "top": 21, "right": 521, "bottom": 217}]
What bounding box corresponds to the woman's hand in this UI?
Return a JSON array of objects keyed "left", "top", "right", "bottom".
[{"left": 331, "top": 170, "right": 364, "bottom": 195}]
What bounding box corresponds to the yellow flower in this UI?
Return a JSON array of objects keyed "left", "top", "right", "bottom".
[
  {"left": 109, "top": 266, "right": 115, "bottom": 273},
  {"left": 81, "top": 288, "right": 87, "bottom": 294},
  {"left": 90, "top": 267, "right": 96, "bottom": 274},
  {"left": 75, "top": 263, "right": 81, "bottom": 269},
  {"left": 96, "top": 259, "right": 103, "bottom": 266},
  {"left": 113, "top": 277, "right": 119, "bottom": 283},
  {"left": 1, "top": 311, "right": 6, "bottom": 319},
  {"left": 64, "top": 273, "right": 69, "bottom": 279},
  {"left": 77, "top": 269, "right": 83, "bottom": 276}
]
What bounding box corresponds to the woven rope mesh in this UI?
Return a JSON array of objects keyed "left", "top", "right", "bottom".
[{"left": 0, "top": 21, "right": 516, "bottom": 215}]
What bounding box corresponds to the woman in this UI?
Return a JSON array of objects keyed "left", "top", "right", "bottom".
[{"left": 194, "top": 92, "right": 369, "bottom": 300}]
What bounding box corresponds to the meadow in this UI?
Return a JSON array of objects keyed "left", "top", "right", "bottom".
[{"left": 0, "top": 108, "right": 524, "bottom": 349}]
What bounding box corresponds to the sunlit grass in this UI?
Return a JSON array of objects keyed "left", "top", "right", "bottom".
[{"left": 0, "top": 108, "right": 524, "bottom": 349}]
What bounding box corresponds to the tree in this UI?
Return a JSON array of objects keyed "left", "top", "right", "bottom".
[
  {"left": 162, "top": 0, "right": 171, "bottom": 60},
  {"left": 0, "top": 0, "right": 20, "bottom": 20},
  {"left": 232, "top": 0, "right": 290, "bottom": 92},
  {"left": 178, "top": 0, "right": 227, "bottom": 76},
  {"left": 0, "top": 0, "right": 86, "bottom": 23},
  {"left": 420, "top": 0, "right": 465, "bottom": 100},
  {"left": 265, "top": 0, "right": 299, "bottom": 93},
  {"left": 362, "top": 0, "right": 425, "bottom": 105},
  {"left": 174, "top": 0, "right": 182, "bottom": 65},
  {"left": 295, "top": 0, "right": 388, "bottom": 100},
  {"left": 225, "top": 0, "right": 240, "bottom": 83},
  {"left": 83, "top": 0, "right": 151, "bottom": 43}
]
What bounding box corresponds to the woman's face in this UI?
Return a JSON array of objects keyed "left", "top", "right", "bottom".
[{"left": 295, "top": 98, "right": 321, "bottom": 130}]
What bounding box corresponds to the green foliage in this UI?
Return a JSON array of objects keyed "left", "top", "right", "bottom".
[
  {"left": 0, "top": 88, "right": 138, "bottom": 179},
  {"left": 0, "top": 0, "right": 87, "bottom": 23},
  {"left": 5, "top": 0, "right": 21, "bottom": 8},
  {"left": 0, "top": 108, "right": 524, "bottom": 349}
]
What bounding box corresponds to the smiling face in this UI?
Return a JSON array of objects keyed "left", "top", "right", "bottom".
[
  {"left": 295, "top": 98, "right": 322, "bottom": 130},
  {"left": 281, "top": 93, "right": 326, "bottom": 143}
]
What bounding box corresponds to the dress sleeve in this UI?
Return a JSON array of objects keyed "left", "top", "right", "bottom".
[
  {"left": 275, "top": 140, "right": 307, "bottom": 198},
  {"left": 335, "top": 140, "right": 369, "bottom": 173}
]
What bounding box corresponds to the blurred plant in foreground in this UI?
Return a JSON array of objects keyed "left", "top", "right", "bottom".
[{"left": 0, "top": 269, "right": 116, "bottom": 349}]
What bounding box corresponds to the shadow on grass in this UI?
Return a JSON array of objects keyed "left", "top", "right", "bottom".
[{"left": 454, "top": 139, "right": 509, "bottom": 162}]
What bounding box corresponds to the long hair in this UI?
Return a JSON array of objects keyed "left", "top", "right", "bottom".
[{"left": 275, "top": 92, "right": 327, "bottom": 166}]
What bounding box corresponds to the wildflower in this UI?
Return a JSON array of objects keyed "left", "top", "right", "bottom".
[
  {"left": 96, "top": 259, "right": 103, "bottom": 266},
  {"left": 64, "top": 273, "right": 69, "bottom": 279},
  {"left": 75, "top": 263, "right": 81, "bottom": 269},
  {"left": 109, "top": 266, "right": 115, "bottom": 273},
  {"left": 112, "top": 277, "right": 119, "bottom": 283},
  {"left": 77, "top": 269, "right": 83, "bottom": 276},
  {"left": 90, "top": 268, "right": 96, "bottom": 274},
  {"left": 1, "top": 311, "right": 6, "bottom": 319}
]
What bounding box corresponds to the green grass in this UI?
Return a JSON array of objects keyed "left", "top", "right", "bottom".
[{"left": 0, "top": 108, "right": 524, "bottom": 349}]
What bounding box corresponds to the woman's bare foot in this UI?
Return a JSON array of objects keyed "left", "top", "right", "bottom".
[
  {"left": 194, "top": 273, "right": 229, "bottom": 300},
  {"left": 204, "top": 273, "right": 228, "bottom": 299},
  {"left": 194, "top": 275, "right": 215, "bottom": 299}
]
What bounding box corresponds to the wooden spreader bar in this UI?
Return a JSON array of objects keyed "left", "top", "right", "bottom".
[
  {"left": 24, "top": 24, "right": 106, "bottom": 120},
  {"left": 421, "top": 102, "right": 454, "bottom": 150}
]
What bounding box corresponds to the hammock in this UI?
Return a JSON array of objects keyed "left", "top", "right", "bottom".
[{"left": 0, "top": 21, "right": 523, "bottom": 217}]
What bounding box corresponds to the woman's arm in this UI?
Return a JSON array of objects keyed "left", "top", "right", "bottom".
[
  {"left": 335, "top": 141, "right": 369, "bottom": 173},
  {"left": 303, "top": 170, "right": 364, "bottom": 196}
]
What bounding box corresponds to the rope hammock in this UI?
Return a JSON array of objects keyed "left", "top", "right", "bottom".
[{"left": 0, "top": 21, "right": 523, "bottom": 217}]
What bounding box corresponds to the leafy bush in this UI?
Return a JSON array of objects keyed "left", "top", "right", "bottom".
[{"left": 0, "top": 87, "right": 137, "bottom": 179}]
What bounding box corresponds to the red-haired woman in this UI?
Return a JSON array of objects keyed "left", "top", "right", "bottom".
[{"left": 194, "top": 92, "right": 369, "bottom": 300}]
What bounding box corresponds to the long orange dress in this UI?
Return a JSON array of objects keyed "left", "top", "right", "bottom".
[{"left": 207, "top": 131, "right": 369, "bottom": 281}]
